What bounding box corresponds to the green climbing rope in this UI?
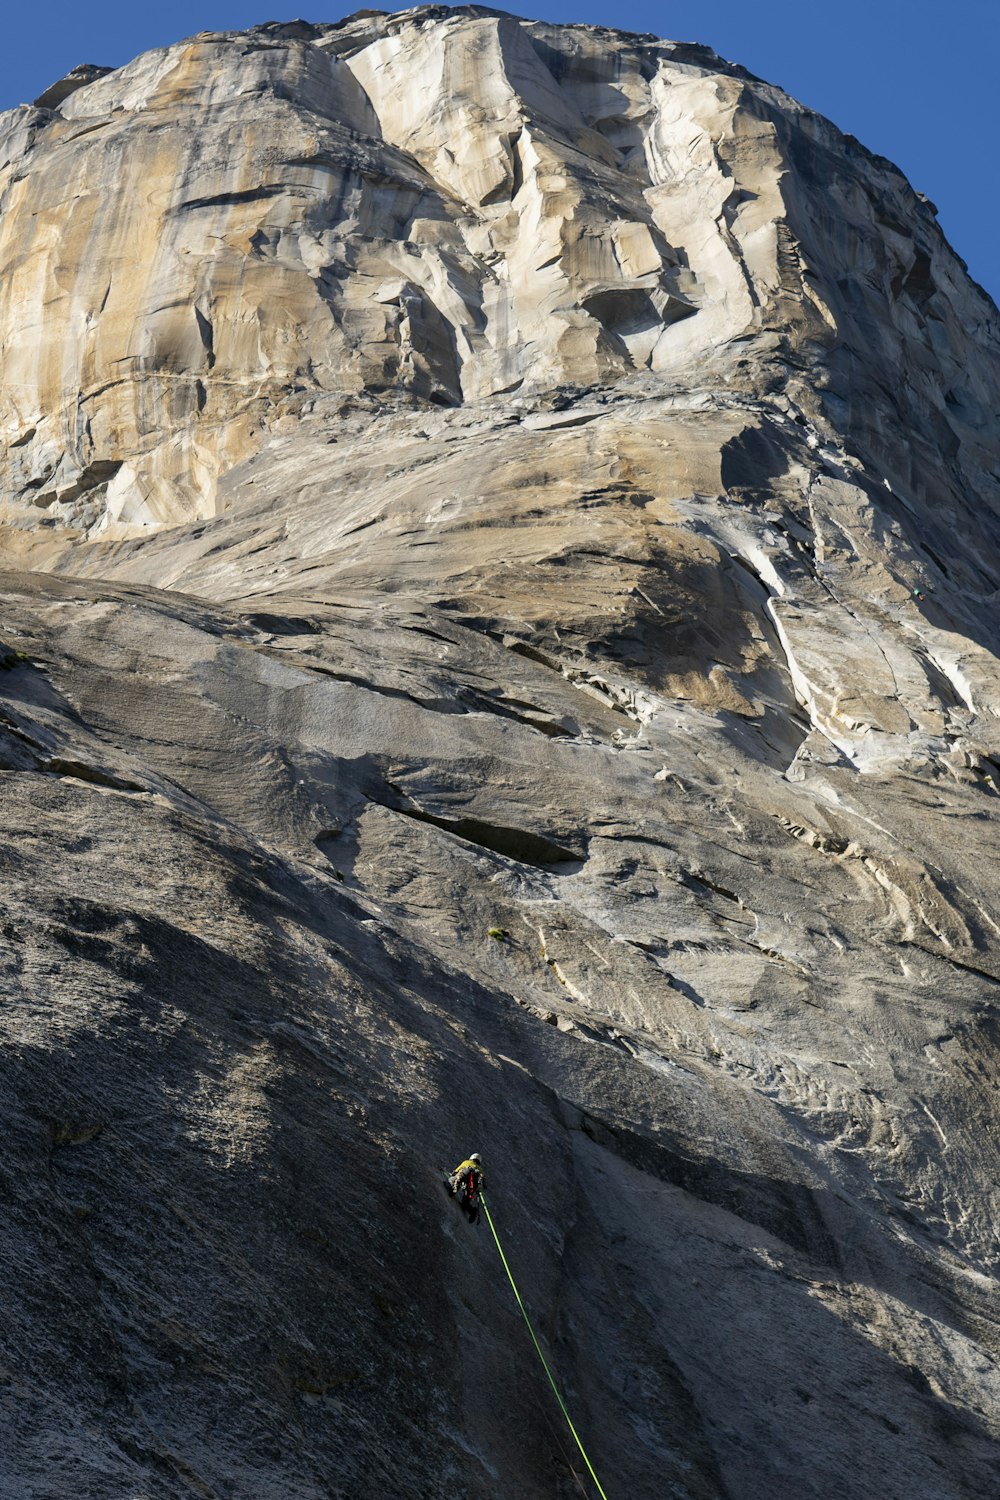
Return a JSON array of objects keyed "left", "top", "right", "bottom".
[{"left": 481, "top": 1194, "right": 610, "bottom": 1500}]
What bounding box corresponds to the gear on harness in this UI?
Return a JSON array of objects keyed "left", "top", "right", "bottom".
[{"left": 447, "top": 1154, "right": 486, "bottom": 1224}]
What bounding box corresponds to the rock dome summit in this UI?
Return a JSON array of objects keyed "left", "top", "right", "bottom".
[{"left": 1, "top": 9, "right": 999, "bottom": 1498}]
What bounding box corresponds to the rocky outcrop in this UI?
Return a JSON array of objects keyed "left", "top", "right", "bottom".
[
  {"left": 2, "top": 10, "right": 997, "bottom": 540},
  {"left": 1, "top": 10, "right": 1000, "bottom": 1500}
]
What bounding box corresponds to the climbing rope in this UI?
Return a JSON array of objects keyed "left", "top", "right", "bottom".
[{"left": 480, "top": 1195, "right": 610, "bottom": 1500}]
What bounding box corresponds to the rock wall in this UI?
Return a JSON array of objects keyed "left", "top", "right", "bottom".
[
  {"left": 2, "top": 10, "right": 997, "bottom": 538},
  {"left": 2, "top": 10, "right": 1000, "bottom": 1500}
]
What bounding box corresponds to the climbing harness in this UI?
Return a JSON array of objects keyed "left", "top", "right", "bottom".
[{"left": 481, "top": 1194, "right": 610, "bottom": 1500}]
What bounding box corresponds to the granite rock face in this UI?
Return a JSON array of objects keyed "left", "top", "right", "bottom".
[
  {"left": 2, "top": 10, "right": 1000, "bottom": 1500},
  {"left": 4, "top": 7, "right": 996, "bottom": 542}
]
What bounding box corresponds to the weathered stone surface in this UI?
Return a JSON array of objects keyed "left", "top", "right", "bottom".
[
  {"left": 1, "top": 9, "right": 1000, "bottom": 1500},
  {"left": 4, "top": 7, "right": 996, "bottom": 544}
]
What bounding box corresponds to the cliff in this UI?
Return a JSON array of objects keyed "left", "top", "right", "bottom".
[{"left": 1, "top": 10, "right": 999, "bottom": 1498}]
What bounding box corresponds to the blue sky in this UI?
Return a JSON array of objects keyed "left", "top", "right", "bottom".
[{"left": 2, "top": 1, "right": 995, "bottom": 304}]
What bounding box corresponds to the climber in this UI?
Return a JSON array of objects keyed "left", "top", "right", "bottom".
[{"left": 448, "top": 1152, "right": 485, "bottom": 1224}]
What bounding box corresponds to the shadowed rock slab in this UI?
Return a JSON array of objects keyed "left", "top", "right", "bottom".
[{"left": 1, "top": 9, "right": 999, "bottom": 1499}]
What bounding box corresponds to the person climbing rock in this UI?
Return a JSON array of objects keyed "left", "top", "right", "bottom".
[{"left": 448, "top": 1152, "right": 485, "bottom": 1224}]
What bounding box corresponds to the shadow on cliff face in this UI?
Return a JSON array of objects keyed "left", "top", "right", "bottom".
[
  {"left": 770, "top": 106, "right": 1000, "bottom": 652},
  {"left": 0, "top": 791, "right": 468, "bottom": 1493},
  {"left": 715, "top": 404, "right": 1000, "bottom": 695},
  {"left": 719, "top": 422, "right": 795, "bottom": 499},
  {"left": 559, "top": 1129, "right": 999, "bottom": 1500},
  {"left": 2, "top": 771, "right": 996, "bottom": 1499},
  {"left": 0, "top": 587, "right": 995, "bottom": 1498}
]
